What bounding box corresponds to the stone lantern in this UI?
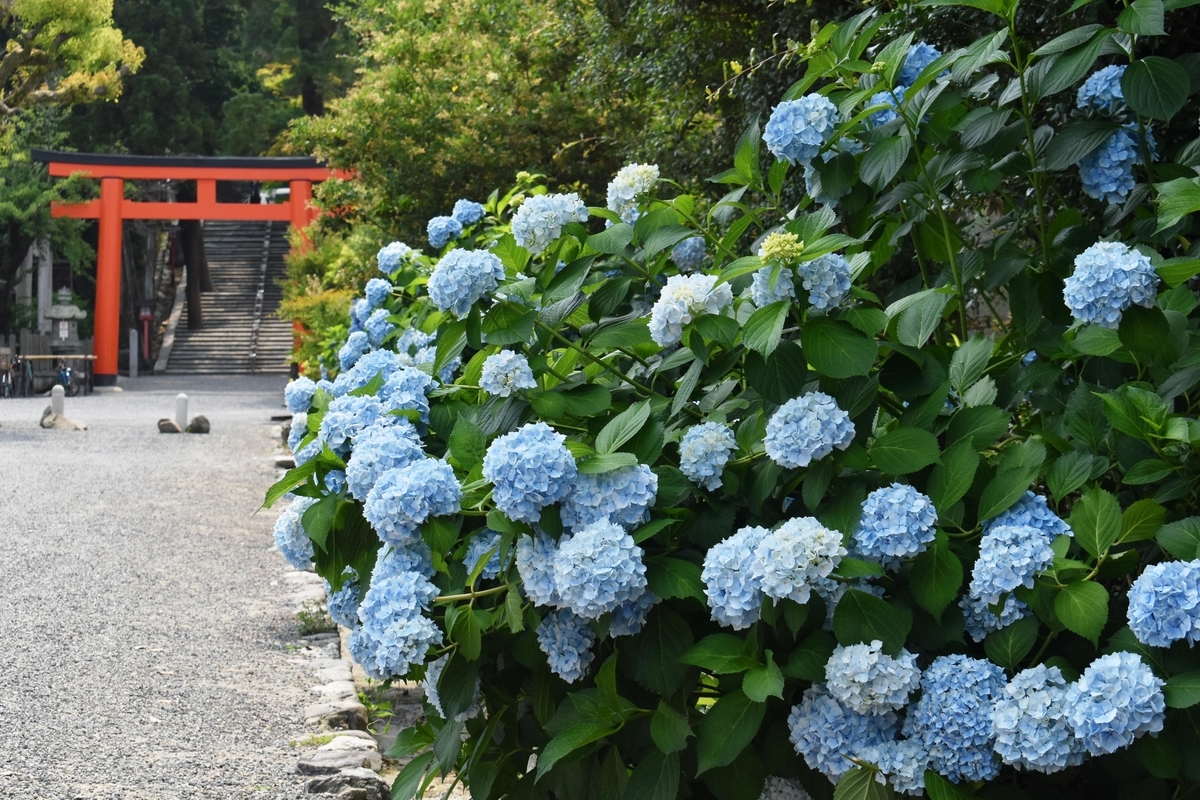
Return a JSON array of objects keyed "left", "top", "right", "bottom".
[{"left": 46, "top": 287, "right": 87, "bottom": 353}]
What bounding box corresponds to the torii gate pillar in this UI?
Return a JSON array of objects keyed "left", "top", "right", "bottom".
[{"left": 94, "top": 177, "right": 125, "bottom": 382}]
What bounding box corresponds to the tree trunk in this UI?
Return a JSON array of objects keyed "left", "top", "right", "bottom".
[
  {"left": 0, "top": 220, "right": 34, "bottom": 336},
  {"left": 180, "top": 219, "right": 206, "bottom": 329}
]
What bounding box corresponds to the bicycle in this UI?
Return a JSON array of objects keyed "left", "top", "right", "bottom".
[{"left": 58, "top": 360, "right": 80, "bottom": 397}]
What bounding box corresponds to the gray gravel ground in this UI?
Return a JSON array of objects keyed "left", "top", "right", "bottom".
[{"left": 0, "top": 376, "right": 313, "bottom": 800}]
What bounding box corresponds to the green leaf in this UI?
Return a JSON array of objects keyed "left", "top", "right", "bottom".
[
  {"left": 1043, "top": 120, "right": 1120, "bottom": 171},
  {"left": 695, "top": 690, "right": 766, "bottom": 774},
  {"left": 832, "top": 589, "right": 914, "bottom": 655},
  {"left": 744, "top": 343, "right": 808, "bottom": 405},
  {"left": 590, "top": 318, "right": 655, "bottom": 350},
  {"left": 632, "top": 607, "right": 693, "bottom": 694},
  {"left": 561, "top": 384, "right": 612, "bottom": 417},
  {"left": 450, "top": 604, "right": 482, "bottom": 661},
  {"left": 1158, "top": 517, "right": 1200, "bottom": 560},
  {"left": 783, "top": 629, "right": 837, "bottom": 681},
  {"left": 834, "top": 765, "right": 894, "bottom": 800},
  {"left": 1156, "top": 258, "right": 1200, "bottom": 288},
  {"left": 743, "top": 651, "right": 785, "bottom": 702},
  {"left": 262, "top": 460, "right": 318, "bottom": 508},
  {"left": 926, "top": 439, "right": 980, "bottom": 511},
  {"left": 586, "top": 223, "right": 634, "bottom": 254},
  {"left": 481, "top": 303, "right": 536, "bottom": 346},
  {"left": 386, "top": 725, "right": 436, "bottom": 760},
  {"left": 860, "top": 136, "right": 911, "bottom": 189},
  {"left": 1039, "top": 32, "right": 1111, "bottom": 99},
  {"left": 536, "top": 722, "right": 617, "bottom": 780},
  {"left": 742, "top": 301, "right": 791, "bottom": 357},
  {"left": 896, "top": 291, "right": 950, "bottom": 347},
  {"left": 870, "top": 428, "right": 940, "bottom": 475},
  {"left": 694, "top": 314, "right": 740, "bottom": 346},
  {"left": 837, "top": 558, "right": 887, "bottom": 579},
  {"left": 1054, "top": 581, "right": 1109, "bottom": 645},
  {"left": 1070, "top": 487, "right": 1122, "bottom": 558},
  {"left": 671, "top": 359, "right": 703, "bottom": 418},
  {"left": 595, "top": 400, "right": 651, "bottom": 455},
  {"left": 1165, "top": 671, "right": 1200, "bottom": 708},
  {"left": 948, "top": 336, "right": 992, "bottom": 393},
  {"left": 911, "top": 542, "right": 964, "bottom": 620},
  {"left": 506, "top": 584, "right": 525, "bottom": 632},
  {"left": 977, "top": 465, "right": 1038, "bottom": 522},
  {"left": 301, "top": 494, "right": 339, "bottom": 551},
  {"left": 1046, "top": 451, "right": 1096, "bottom": 502},
  {"left": 448, "top": 416, "right": 487, "bottom": 471},
  {"left": 646, "top": 557, "right": 706, "bottom": 601},
  {"left": 946, "top": 405, "right": 1009, "bottom": 450},
  {"left": 542, "top": 256, "right": 593, "bottom": 306},
  {"left": 624, "top": 750, "right": 679, "bottom": 800},
  {"left": 1125, "top": 458, "right": 1175, "bottom": 485},
  {"left": 438, "top": 654, "right": 480, "bottom": 720},
  {"left": 1121, "top": 498, "right": 1166, "bottom": 543},
  {"left": 802, "top": 316, "right": 878, "bottom": 378},
  {"left": 984, "top": 616, "right": 1039, "bottom": 670},
  {"left": 1073, "top": 324, "right": 1124, "bottom": 356},
  {"left": 924, "top": 770, "right": 977, "bottom": 800},
  {"left": 643, "top": 225, "right": 696, "bottom": 258},
  {"left": 650, "top": 702, "right": 693, "bottom": 753},
  {"left": 1123, "top": 56, "right": 1191, "bottom": 120},
  {"left": 1118, "top": 0, "right": 1165, "bottom": 35},
  {"left": 680, "top": 634, "right": 758, "bottom": 674},
  {"left": 1155, "top": 178, "right": 1200, "bottom": 232},
  {"left": 1119, "top": 305, "right": 1172, "bottom": 364},
  {"left": 390, "top": 752, "right": 435, "bottom": 800}
]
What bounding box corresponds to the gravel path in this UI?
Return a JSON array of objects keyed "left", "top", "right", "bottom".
[{"left": 0, "top": 376, "right": 313, "bottom": 800}]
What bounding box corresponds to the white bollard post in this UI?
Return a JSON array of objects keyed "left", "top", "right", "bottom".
[
  {"left": 51, "top": 384, "right": 64, "bottom": 416},
  {"left": 175, "top": 393, "right": 188, "bottom": 430},
  {"left": 129, "top": 329, "right": 138, "bottom": 378}
]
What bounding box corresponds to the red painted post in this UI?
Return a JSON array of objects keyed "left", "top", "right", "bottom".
[
  {"left": 94, "top": 177, "right": 124, "bottom": 385},
  {"left": 289, "top": 180, "right": 313, "bottom": 252}
]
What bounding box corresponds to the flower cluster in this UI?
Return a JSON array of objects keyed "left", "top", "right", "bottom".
[
  {"left": 798, "top": 254, "right": 853, "bottom": 311},
  {"left": 427, "top": 249, "right": 506, "bottom": 318},
  {"left": 536, "top": 609, "right": 596, "bottom": 682},
  {"left": 869, "top": 86, "right": 906, "bottom": 128},
  {"left": 319, "top": 395, "right": 383, "bottom": 452},
  {"left": 764, "top": 392, "right": 855, "bottom": 468},
  {"left": 763, "top": 94, "right": 840, "bottom": 164},
  {"left": 516, "top": 531, "right": 562, "bottom": 607},
  {"left": 648, "top": 273, "right": 734, "bottom": 347},
  {"left": 452, "top": 198, "right": 485, "bottom": 226},
  {"left": 853, "top": 483, "right": 937, "bottom": 568},
  {"left": 511, "top": 192, "right": 589, "bottom": 255},
  {"left": 858, "top": 739, "right": 927, "bottom": 796},
  {"left": 464, "top": 529, "right": 503, "bottom": 580},
  {"left": 482, "top": 422, "right": 577, "bottom": 523},
  {"left": 984, "top": 491, "right": 1070, "bottom": 542},
  {"left": 992, "top": 664, "right": 1083, "bottom": 773},
  {"left": 349, "top": 298, "right": 370, "bottom": 333},
  {"left": 427, "top": 215, "right": 462, "bottom": 248},
  {"left": 961, "top": 593, "right": 1029, "bottom": 643},
  {"left": 609, "top": 591, "right": 656, "bottom": 637},
  {"left": 899, "top": 41, "right": 942, "bottom": 85},
  {"left": 338, "top": 330, "right": 370, "bottom": 371},
  {"left": 559, "top": 464, "right": 658, "bottom": 531},
  {"left": 288, "top": 411, "right": 309, "bottom": 452},
  {"left": 364, "top": 278, "right": 391, "bottom": 310},
  {"left": 907, "top": 654, "right": 1006, "bottom": 782},
  {"left": 333, "top": 348, "right": 404, "bottom": 395},
  {"left": 285, "top": 376, "right": 317, "bottom": 413},
  {"left": 1065, "top": 652, "right": 1165, "bottom": 756},
  {"left": 346, "top": 419, "right": 424, "bottom": 501},
  {"left": 969, "top": 524, "right": 1054, "bottom": 605},
  {"left": 480, "top": 350, "right": 537, "bottom": 397},
  {"left": 1079, "top": 125, "right": 1153, "bottom": 205},
  {"left": 326, "top": 578, "right": 363, "bottom": 629},
  {"left": 678, "top": 422, "right": 737, "bottom": 490},
  {"left": 377, "top": 241, "right": 414, "bottom": 274},
  {"left": 701, "top": 525, "right": 766, "bottom": 629},
  {"left": 1063, "top": 240, "right": 1159, "bottom": 328},
  {"left": 349, "top": 567, "right": 441, "bottom": 680},
  {"left": 824, "top": 641, "right": 921, "bottom": 715},
  {"left": 553, "top": 520, "right": 649, "bottom": 618},
  {"left": 1077, "top": 65, "right": 1126, "bottom": 113},
  {"left": 273, "top": 497, "right": 316, "bottom": 569},
  {"left": 751, "top": 264, "right": 796, "bottom": 307},
  {"left": 380, "top": 365, "right": 434, "bottom": 422},
  {"left": 364, "top": 308, "right": 394, "bottom": 348},
  {"left": 753, "top": 517, "right": 846, "bottom": 604},
  {"left": 363, "top": 458, "right": 462, "bottom": 546},
  {"left": 759, "top": 231, "right": 805, "bottom": 262},
  {"left": 787, "top": 683, "right": 899, "bottom": 779},
  {"left": 671, "top": 236, "right": 707, "bottom": 270},
  {"left": 606, "top": 163, "right": 659, "bottom": 224},
  {"left": 1128, "top": 559, "right": 1200, "bottom": 647}
]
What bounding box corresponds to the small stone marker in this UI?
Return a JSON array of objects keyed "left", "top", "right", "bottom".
[
  {"left": 51, "top": 384, "right": 64, "bottom": 417},
  {"left": 186, "top": 415, "right": 210, "bottom": 433},
  {"left": 158, "top": 418, "right": 182, "bottom": 433},
  {"left": 175, "top": 393, "right": 188, "bottom": 430}
]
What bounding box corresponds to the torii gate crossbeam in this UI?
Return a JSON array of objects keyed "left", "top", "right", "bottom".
[{"left": 32, "top": 149, "right": 346, "bottom": 386}]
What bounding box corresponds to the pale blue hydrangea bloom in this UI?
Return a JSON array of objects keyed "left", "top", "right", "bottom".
[
  {"left": 671, "top": 236, "right": 707, "bottom": 271},
  {"left": 293, "top": 439, "right": 321, "bottom": 467},
  {"left": 464, "top": 529, "right": 504, "bottom": 580},
  {"left": 1128, "top": 559, "right": 1200, "bottom": 647},
  {"left": 984, "top": 491, "right": 1071, "bottom": 545},
  {"left": 606, "top": 163, "right": 660, "bottom": 224},
  {"left": 395, "top": 327, "right": 435, "bottom": 357},
  {"left": 610, "top": 591, "right": 657, "bottom": 637},
  {"left": 511, "top": 192, "right": 589, "bottom": 255},
  {"left": 364, "top": 308, "right": 395, "bottom": 348},
  {"left": 288, "top": 412, "right": 309, "bottom": 453},
  {"left": 992, "top": 664, "right": 1084, "bottom": 773},
  {"left": 285, "top": 377, "right": 317, "bottom": 413},
  {"left": 969, "top": 524, "right": 1054, "bottom": 606},
  {"left": 1079, "top": 126, "right": 1153, "bottom": 204},
  {"left": 323, "top": 470, "right": 346, "bottom": 494},
  {"left": 648, "top": 273, "right": 734, "bottom": 346},
  {"left": 853, "top": 483, "right": 937, "bottom": 568},
  {"left": 857, "top": 739, "right": 928, "bottom": 796},
  {"left": 427, "top": 248, "right": 505, "bottom": 318},
  {"left": 349, "top": 568, "right": 441, "bottom": 680},
  {"left": 1077, "top": 64, "right": 1126, "bottom": 113},
  {"left": 423, "top": 653, "right": 481, "bottom": 722},
  {"left": 325, "top": 579, "right": 362, "bottom": 629},
  {"left": 799, "top": 253, "right": 853, "bottom": 311},
  {"left": 480, "top": 350, "right": 537, "bottom": 397},
  {"left": 319, "top": 395, "right": 383, "bottom": 452},
  {"left": 900, "top": 42, "right": 943, "bottom": 85},
  {"left": 1065, "top": 651, "right": 1166, "bottom": 756},
  {"left": 961, "top": 593, "right": 1030, "bottom": 643},
  {"left": 760, "top": 777, "right": 811, "bottom": 800},
  {"left": 552, "top": 520, "right": 648, "bottom": 619},
  {"left": 365, "top": 278, "right": 392, "bottom": 310},
  {"left": 753, "top": 517, "right": 847, "bottom": 605},
  {"left": 679, "top": 422, "right": 737, "bottom": 491},
  {"left": 906, "top": 654, "right": 1006, "bottom": 783},
  {"left": 868, "top": 86, "right": 907, "bottom": 128},
  {"left": 427, "top": 215, "right": 462, "bottom": 248},
  {"left": 763, "top": 94, "right": 840, "bottom": 165},
  {"left": 559, "top": 464, "right": 658, "bottom": 532},
  {"left": 379, "top": 366, "right": 434, "bottom": 423},
  {"left": 1022, "top": 350, "right": 1038, "bottom": 366},
  {"left": 537, "top": 609, "right": 596, "bottom": 682},
  {"left": 316, "top": 377, "right": 334, "bottom": 395},
  {"left": 787, "top": 683, "right": 900, "bottom": 779},
  {"left": 765, "top": 392, "right": 856, "bottom": 468},
  {"left": 751, "top": 264, "right": 796, "bottom": 307},
  {"left": 375, "top": 540, "right": 436, "bottom": 581},
  {"left": 346, "top": 419, "right": 424, "bottom": 501},
  {"left": 516, "top": 531, "right": 562, "bottom": 607},
  {"left": 338, "top": 330, "right": 371, "bottom": 371},
  {"left": 824, "top": 641, "right": 921, "bottom": 715},
  {"left": 1063, "top": 240, "right": 1159, "bottom": 329},
  {"left": 482, "top": 422, "right": 577, "bottom": 524},
  {"left": 333, "top": 348, "right": 404, "bottom": 396},
  {"left": 349, "top": 298, "right": 370, "bottom": 334},
  {"left": 703, "top": 525, "right": 768, "bottom": 629},
  {"left": 363, "top": 459, "right": 462, "bottom": 547},
  {"left": 377, "top": 241, "right": 414, "bottom": 274},
  {"left": 273, "top": 497, "right": 316, "bottom": 569},
  {"left": 452, "top": 199, "right": 485, "bottom": 226}
]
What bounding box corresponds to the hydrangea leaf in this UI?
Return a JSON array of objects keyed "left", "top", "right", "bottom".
[
  {"left": 1069, "top": 487, "right": 1121, "bottom": 558},
  {"left": 646, "top": 557, "right": 706, "bottom": 602},
  {"left": 870, "top": 428, "right": 940, "bottom": 475},
  {"left": 650, "top": 701, "right": 693, "bottom": 753},
  {"left": 438, "top": 654, "right": 480, "bottom": 720},
  {"left": 802, "top": 316, "right": 878, "bottom": 378},
  {"left": 983, "top": 616, "right": 1039, "bottom": 670},
  {"left": 927, "top": 439, "right": 980, "bottom": 511},
  {"left": 832, "top": 589, "right": 914, "bottom": 655},
  {"left": 586, "top": 223, "right": 634, "bottom": 255},
  {"left": 948, "top": 335, "right": 993, "bottom": 392},
  {"left": 262, "top": 459, "right": 318, "bottom": 509},
  {"left": 1123, "top": 56, "right": 1190, "bottom": 120},
  {"left": 1164, "top": 671, "right": 1200, "bottom": 709},
  {"left": 1157, "top": 517, "right": 1200, "bottom": 560},
  {"left": 742, "top": 301, "right": 791, "bottom": 357},
  {"left": 860, "top": 135, "right": 911, "bottom": 190},
  {"left": 834, "top": 765, "right": 895, "bottom": 800},
  {"left": 481, "top": 304, "right": 536, "bottom": 346},
  {"left": 390, "top": 751, "right": 435, "bottom": 800},
  {"left": 783, "top": 629, "right": 838, "bottom": 681},
  {"left": 590, "top": 318, "right": 655, "bottom": 350},
  {"left": 535, "top": 722, "right": 619, "bottom": 780},
  {"left": 923, "top": 770, "right": 976, "bottom": 799},
  {"left": 624, "top": 750, "right": 680, "bottom": 800},
  {"left": 742, "top": 651, "right": 785, "bottom": 702},
  {"left": 695, "top": 690, "right": 766, "bottom": 774},
  {"left": 628, "top": 607, "right": 693, "bottom": 694},
  {"left": 1046, "top": 450, "right": 1098, "bottom": 502},
  {"left": 595, "top": 400, "right": 651, "bottom": 455},
  {"left": 1054, "top": 580, "right": 1109, "bottom": 645},
  {"left": 910, "top": 541, "right": 964, "bottom": 620},
  {"left": 433, "top": 718, "right": 465, "bottom": 773}
]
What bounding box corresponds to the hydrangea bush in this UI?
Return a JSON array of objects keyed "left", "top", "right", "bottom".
[{"left": 267, "top": 3, "right": 1200, "bottom": 797}]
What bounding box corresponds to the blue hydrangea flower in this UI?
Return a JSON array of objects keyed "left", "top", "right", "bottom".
[
  {"left": 1022, "top": 350, "right": 1038, "bottom": 366},
  {"left": 423, "top": 654, "right": 481, "bottom": 722},
  {"left": 763, "top": 94, "right": 840, "bottom": 165},
  {"left": 364, "top": 308, "right": 395, "bottom": 349},
  {"left": 395, "top": 327, "right": 435, "bottom": 357},
  {"left": 427, "top": 215, "right": 463, "bottom": 249},
  {"left": 751, "top": 264, "right": 796, "bottom": 307},
  {"left": 1077, "top": 64, "right": 1126, "bottom": 113},
  {"left": 559, "top": 465, "right": 658, "bottom": 532},
  {"left": 752, "top": 517, "right": 846, "bottom": 605},
  {"left": 320, "top": 395, "right": 383, "bottom": 452},
  {"left": 325, "top": 578, "right": 362, "bottom": 629},
  {"left": 375, "top": 540, "right": 435, "bottom": 581},
  {"left": 480, "top": 350, "right": 537, "bottom": 397},
  {"left": 349, "top": 568, "right": 441, "bottom": 680},
  {"left": 316, "top": 377, "right": 334, "bottom": 395},
  {"left": 552, "top": 520, "right": 648, "bottom": 619},
  {"left": 969, "top": 524, "right": 1054, "bottom": 606},
  {"left": 338, "top": 330, "right": 371, "bottom": 371},
  {"left": 333, "top": 348, "right": 405, "bottom": 396},
  {"left": 983, "top": 491, "right": 1070, "bottom": 544},
  {"left": 648, "top": 273, "right": 734, "bottom": 347},
  {"left": 323, "top": 469, "right": 346, "bottom": 494},
  {"left": 516, "top": 531, "right": 561, "bottom": 607},
  {"left": 427, "top": 248, "right": 505, "bottom": 318},
  {"left": 992, "top": 664, "right": 1084, "bottom": 774},
  {"left": 285, "top": 377, "right": 317, "bottom": 413},
  {"left": 346, "top": 419, "right": 424, "bottom": 501},
  {"left": 857, "top": 739, "right": 928, "bottom": 796},
  {"left": 293, "top": 439, "right": 321, "bottom": 467},
  {"left": 799, "top": 254, "right": 853, "bottom": 311},
  {"left": 606, "top": 163, "right": 659, "bottom": 224},
  {"left": 288, "top": 412, "right": 309, "bottom": 453},
  {"left": 452, "top": 199, "right": 486, "bottom": 226},
  {"left": 511, "top": 192, "right": 589, "bottom": 255},
  {"left": 853, "top": 483, "right": 937, "bottom": 568},
  {"left": 377, "top": 241, "right": 414, "bottom": 274},
  {"left": 961, "top": 593, "right": 1030, "bottom": 643},
  {"left": 1079, "top": 126, "right": 1154, "bottom": 205},
  {"left": 824, "top": 641, "right": 920, "bottom": 715},
  {"left": 1065, "top": 651, "right": 1166, "bottom": 756},
  {"left": 610, "top": 591, "right": 657, "bottom": 637},
  {"left": 465, "top": 529, "right": 504, "bottom": 580},
  {"left": 379, "top": 366, "right": 434, "bottom": 423},
  {"left": 1128, "top": 559, "right": 1200, "bottom": 647},
  {"left": 364, "top": 278, "right": 392, "bottom": 310},
  {"left": 703, "top": 525, "right": 768, "bottom": 629},
  {"left": 537, "top": 609, "right": 596, "bottom": 682},
  {"left": 349, "top": 298, "right": 370, "bottom": 334},
  {"left": 900, "top": 42, "right": 943, "bottom": 85},
  {"left": 868, "top": 85, "right": 907, "bottom": 128},
  {"left": 1063, "top": 240, "right": 1159, "bottom": 329},
  {"left": 363, "top": 459, "right": 462, "bottom": 547},
  {"left": 482, "top": 422, "right": 577, "bottom": 524},
  {"left": 273, "top": 497, "right": 316, "bottom": 569},
  {"left": 787, "top": 683, "right": 900, "bottom": 779},
  {"left": 765, "top": 392, "right": 856, "bottom": 468},
  {"left": 671, "top": 236, "right": 707, "bottom": 271},
  {"left": 906, "top": 654, "right": 1006, "bottom": 783},
  {"left": 679, "top": 422, "right": 737, "bottom": 491}
]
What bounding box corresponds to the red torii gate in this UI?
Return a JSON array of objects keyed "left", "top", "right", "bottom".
[{"left": 32, "top": 149, "right": 344, "bottom": 386}]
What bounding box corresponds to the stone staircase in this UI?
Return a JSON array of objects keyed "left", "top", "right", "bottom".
[{"left": 166, "top": 221, "right": 293, "bottom": 374}]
